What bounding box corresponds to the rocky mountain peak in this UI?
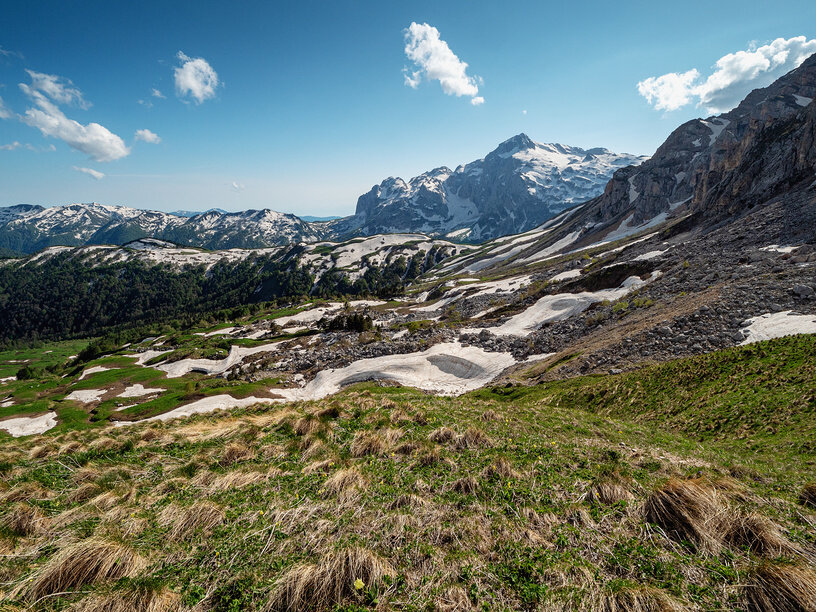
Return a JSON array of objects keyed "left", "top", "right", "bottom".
[{"left": 491, "top": 133, "right": 537, "bottom": 157}]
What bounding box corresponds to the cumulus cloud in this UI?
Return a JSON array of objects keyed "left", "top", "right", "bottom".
[
  {"left": 522, "top": 109, "right": 527, "bottom": 115},
  {"left": 134, "top": 128, "right": 161, "bottom": 144},
  {"left": 19, "top": 74, "right": 129, "bottom": 162},
  {"left": 151, "top": 88, "right": 165, "bottom": 99},
  {"left": 231, "top": 181, "right": 245, "bottom": 192},
  {"left": 638, "top": 36, "right": 816, "bottom": 113},
  {"left": 403, "top": 22, "right": 483, "bottom": 104},
  {"left": 0, "top": 141, "right": 21, "bottom": 150},
  {"left": 0, "top": 95, "right": 10, "bottom": 119},
  {"left": 637, "top": 69, "right": 701, "bottom": 111},
  {"left": 174, "top": 51, "right": 220, "bottom": 104},
  {"left": 73, "top": 166, "right": 105, "bottom": 180},
  {"left": 25, "top": 70, "right": 90, "bottom": 109}
]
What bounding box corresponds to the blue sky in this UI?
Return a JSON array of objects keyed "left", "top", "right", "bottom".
[{"left": 1, "top": 0, "right": 815, "bottom": 216}]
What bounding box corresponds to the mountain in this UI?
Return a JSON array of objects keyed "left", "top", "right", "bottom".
[
  {"left": 170, "top": 208, "right": 229, "bottom": 217},
  {"left": 540, "top": 52, "right": 816, "bottom": 251},
  {"left": 330, "top": 134, "right": 646, "bottom": 241},
  {"left": 0, "top": 136, "right": 644, "bottom": 253},
  {"left": 0, "top": 203, "right": 325, "bottom": 254}
]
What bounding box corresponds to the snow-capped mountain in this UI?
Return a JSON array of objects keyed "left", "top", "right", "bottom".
[
  {"left": 0, "top": 203, "right": 325, "bottom": 254},
  {"left": 330, "top": 134, "right": 647, "bottom": 241},
  {"left": 0, "top": 135, "right": 645, "bottom": 254}
]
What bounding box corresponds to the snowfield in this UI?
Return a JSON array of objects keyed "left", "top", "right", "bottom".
[
  {"left": 274, "top": 342, "right": 517, "bottom": 402},
  {"left": 739, "top": 311, "right": 816, "bottom": 344},
  {"left": 468, "top": 272, "right": 661, "bottom": 337},
  {"left": 0, "top": 412, "right": 58, "bottom": 437},
  {"left": 158, "top": 341, "right": 284, "bottom": 378}
]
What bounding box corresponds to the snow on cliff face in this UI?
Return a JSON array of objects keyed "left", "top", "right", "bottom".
[{"left": 341, "top": 134, "right": 646, "bottom": 242}]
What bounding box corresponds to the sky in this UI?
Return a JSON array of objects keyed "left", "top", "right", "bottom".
[{"left": 1, "top": 0, "right": 815, "bottom": 216}]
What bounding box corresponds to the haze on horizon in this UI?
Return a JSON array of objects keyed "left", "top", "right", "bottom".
[{"left": 1, "top": 0, "right": 815, "bottom": 217}]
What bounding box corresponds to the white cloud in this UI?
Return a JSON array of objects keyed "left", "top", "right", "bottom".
[
  {"left": 522, "top": 109, "right": 527, "bottom": 115},
  {"left": 135, "top": 128, "right": 161, "bottom": 144},
  {"left": 25, "top": 70, "right": 90, "bottom": 109},
  {"left": 638, "top": 36, "right": 816, "bottom": 113},
  {"left": 151, "top": 88, "right": 165, "bottom": 99},
  {"left": 403, "top": 22, "right": 483, "bottom": 104},
  {"left": 174, "top": 51, "right": 220, "bottom": 104},
  {"left": 19, "top": 77, "right": 129, "bottom": 162},
  {"left": 0, "top": 95, "right": 10, "bottom": 119},
  {"left": 73, "top": 166, "right": 105, "bottom": 180},
  {"left": 0, "top": 141, "right": 21, "bottom": 150},
  {"left": 637, "top": 69, "right": 700, "bottom": 111},
  {"left": 231, "top": 181, "right": 245, "bottom": 192}
]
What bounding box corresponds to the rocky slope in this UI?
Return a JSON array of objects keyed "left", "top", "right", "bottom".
[
  {"left": 543, "top": 52, "right": 816, "bottom": 249},
  {"left": 330, "top": 134, "right": 645, "bottom": 242}
]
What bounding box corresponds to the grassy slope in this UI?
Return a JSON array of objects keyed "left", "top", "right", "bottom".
[{"left": 0, "top": 337, "right": 814, "bottom": 610}]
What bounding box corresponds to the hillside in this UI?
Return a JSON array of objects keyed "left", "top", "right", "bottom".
[{"left": 0, "top": 337, "right": 814, "bottom": 610}]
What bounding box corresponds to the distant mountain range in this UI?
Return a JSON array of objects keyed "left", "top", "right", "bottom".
[{"left": 0, "top": 136, "right": 643, "bottom": 254}]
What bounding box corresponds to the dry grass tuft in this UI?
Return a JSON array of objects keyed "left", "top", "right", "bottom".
[
  {"left": 294, "top": 415, "right": 322, "bottom": 436},
  {"left": 452, "top": 476, "right": 479, "bottom": 495},
  {"left": 303, "top": 459, "right": 336, "bottom": 475},
  {"left": 799, "top": 482, "right": 816, "bottom": 509},
  {"left": 324, "top": 468, "right": 366, "bottom": 497},
  {"left": 591, "top": 586, "right": 684, "bottom": 611},
  {"left": 219, "top": 442, "right": 254, "bottom": 466},
  {"left": 28, "top": 445, "right": 51, "bottom": 459},
  {"left": 69, "top": 482, "right": 104, "bottom": 503},
  {"left": 644, "top": 478, "right": 727, "bottom": 553},
  {"left": 588, "top": 480, "right": 634, "bottom": 506},
  {"left": 208, "top": 469, "right": 269, "bottom": 493},
  {"left": 429, "top": 427, "right": 455, "bottom": 444},
  {"left": 1, "top": 503, "right": 46, "bottom": 536},
  {"left": 479, "top": 409, "right": 499, "bottom": 422},
  {"left": 727, "top": 513, "right": 802, "bottom": 558},
  {"left": 316, "top": 404, "right": 341, "bottom": 420},
  {"left": 139, "top": 427, "right": 161, "bottom": 442},
  {"left": 436, "top": 585, "right": 473, "bottom": 611},
  {"left": 350, "top": 431, "right": 387, "bottom": 457},
  {"left": 742, "top": 563, "right": 816, "bottom": 611},
  {"left": 388, "top": 494, "right": 427, "bottom": 511},
  {"left": 161, "top": 501, "right": 225, "bottom": 541},
  {"left": 480, "top": 457, "right": 520, "bottom": 481},
  {"left": 265, "top": 546, "right": 396, "bottom": 611},
  {"left": 454, "top": 427, "right": 492, "bottom": 450},
  {"left": 15, "top": 537, "right": 145, "bottom": 601},
  {"left": 70, "top": 584, "right": 181, "bottom": 612},
  {"left": 1, "top": 482, "right": 49, "bottom": 503}
]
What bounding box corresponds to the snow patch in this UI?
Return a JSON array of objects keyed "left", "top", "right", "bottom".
[
  {"left": 78, "top": 366, "right": 112, "bottom": 380},
  {"left": 739, "top": 311, "right": 816, "bottom": 345},
  {"left": 274, "top": 342, "right": 516, "bottom": 401},
  {"left": 65, "top": 388, "right": 107, "bottom": 403},
  {"left": 0, "top": 412, "right": 57, "bottom": 437},
  {"left": 117, "top": 384, "right": 165, "bottom": 398}
]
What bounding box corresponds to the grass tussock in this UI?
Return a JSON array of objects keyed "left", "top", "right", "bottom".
[
  {"left": 219, "top": 442, "right": 254, "bottom": 466},
  {"left": 644, "top": 478, "right": 727, "bottom": 553},
  {"left": 727, "top": 513, "right": 802, "bottom": 558},
  {"left": 429, "top": 426, "right": 455, "bottom": 444},
  {"left": 452, "top": 476, "right": 479, "bottom": 495},
  {"left": 15, "top": 537, "right": 145, "bottom": 601},
  {"left": 436, "top": 585, "right": 472, "bottom": 611},
  {"left": 480, "top": 457, "right": 520, "bottom": 481},
  {"left": 591, "top": 586, "right": 684, "bottom": 611},
  {"left": 324, "top": 468, "right": 366, "bottom": 497},
  {"left": 70, "top": 584, "right": 181, "bottom": 612},
  {"left": 799, "top": 482, "right": 816, "bottom": 509},
  {"left": 350, "top": 431, "right": 386, "bottom": 457},
  {"left": 454, "top": 427, "right": 492, "bottom": 450},
  {"left": 742, "top": 563, "right": 816, "bottom": 611},
  {"left": 265, "top": 546, "right": 395, "bottom": 611},
  {"left": 161, "top": 501, "right": 225, "bottom": 541},
  {"left": 588, "top": 479, "right": 634, "bottom": 506},
  {"left": 1, "top": 502, "right": 46, "bottom": 536}
]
